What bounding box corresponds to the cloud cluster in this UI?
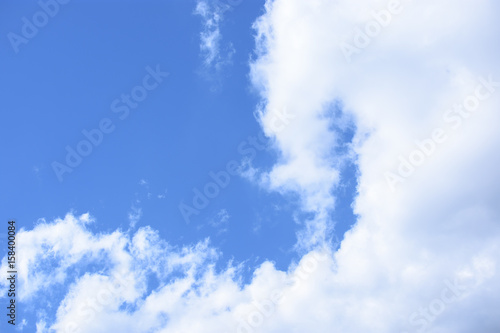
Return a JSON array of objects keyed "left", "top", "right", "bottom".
[
  {"left": 248, "top": 0, "right": 500, "bottom": 330},
  {"left": 2, "top": 0, "right": 500, "bottom": 332},
  {"left": 0, "top": 213, "right": 332, "bottom": 332}
]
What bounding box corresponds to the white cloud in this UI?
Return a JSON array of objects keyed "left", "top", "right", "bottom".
[
  {"left": 211, "top": 208, "right": 230, "bottom": 226},
  {"left": 1, "top": 213, "right": 232, "bottom": 332},
  {"left": 17, "top": 318, "right": 27, "bottom": 330},
  {"left": 128, "top": 205, "right": 142, "bottom": 228},
  {"left": 195, "top": 0, "right": 235, "bottom": 76},
  {"left": 247, "top": 0, "right": 500, "bottom": 331},
  {"left": 36, "top": 319, "right": 47, "bottom": 333},
  {"left": 208, "top": 209, "right": 231, "bottom": 235}
]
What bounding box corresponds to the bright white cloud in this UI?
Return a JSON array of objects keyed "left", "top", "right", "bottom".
[
  {"left": 0, "top": 213, "right": 331, "bottom": 332},
  {"left": 248, "top": 0, "right": 500, "bottom": 331}
]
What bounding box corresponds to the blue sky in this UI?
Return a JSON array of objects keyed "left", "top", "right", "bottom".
[{"left": 1, "top": 1, "right": 500, "bottom": 332}]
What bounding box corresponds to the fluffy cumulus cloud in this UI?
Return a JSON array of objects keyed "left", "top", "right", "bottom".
[
  {"left": 0, "top": 213, "right": 331, "bottom": 333},
  {"left": 2, "top": 0, "right": 500, "bottom": 332},
  {"left": 249, "top": 0, "right": 500, "bottom": 331}
]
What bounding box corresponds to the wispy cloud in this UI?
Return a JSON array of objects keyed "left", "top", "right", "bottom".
[
  {"left": 209, "top": 208, "right": 230, "bottom": 234},
  {"left": 128, "top": 204, "right": 142, "bottom": 228},
  {"left": 194, "top": 0, "right": 235, "bottom": 81}
]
